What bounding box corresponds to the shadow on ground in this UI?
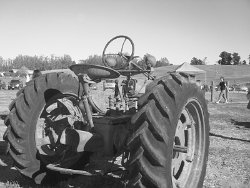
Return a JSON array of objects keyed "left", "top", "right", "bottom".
[
  {"left": 0, "top": 151, "right": 125, "bottom": 188},
  {"left": 209, "top": 132, "right": 250, "bottom": 143},
  {"left": 0, "top": 154, "right": 37, "bottom": 187},
  {"left": 230, "top": 119, "right": 250, "bottom": 129}
]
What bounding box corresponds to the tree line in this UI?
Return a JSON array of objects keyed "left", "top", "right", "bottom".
[
  {"left": 217, "top": 51, "right": 248, "bottom": 65},
  {"left": 80, "top": 54, "right": 172, "bottom": 68},
  {"left": 1, "top": 51, "right": 249, "bottom": 72},
  {"left": 0, "top": 54, "right": 172, "bottom": 72},
  {"left": 191, "top": 52, "right": 250, "bottom": 65},
  {"left": 0, "top": 54, "right": 76, "bottom": 72}
]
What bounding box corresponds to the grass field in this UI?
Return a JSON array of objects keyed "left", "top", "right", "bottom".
[
  {"left": 0, "top": 77, "right": 249, "bottom": 187},
  {"left": 204, "top": 102, "right": 250, "bottom": 188}
]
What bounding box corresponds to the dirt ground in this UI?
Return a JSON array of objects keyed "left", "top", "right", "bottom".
[
  {"left": 204, "top": 102, "right": 250, "bottom": 188},
  {"left": 0, "top": 89, "right": 250, "bottom": 188}
]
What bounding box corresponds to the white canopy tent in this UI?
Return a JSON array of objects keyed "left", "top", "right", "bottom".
[{"left": 175, "top": 62, "right": 207, "bottom": 83}]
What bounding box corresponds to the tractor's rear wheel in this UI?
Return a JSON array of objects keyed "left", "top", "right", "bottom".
[
  {"left": 4, "top": 72, "right": 90, "bottom": 184},
  {"left": 127, "top": 73, "right": 209, "bottom": 188}
]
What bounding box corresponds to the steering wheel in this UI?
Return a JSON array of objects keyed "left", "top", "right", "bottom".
[{"left": 102, "top": 35, "right": 135, "bottom": 70}]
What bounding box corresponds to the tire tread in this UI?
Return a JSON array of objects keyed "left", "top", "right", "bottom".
[{"left": 127, "top": 73, "right": 209, "bottom": 188}]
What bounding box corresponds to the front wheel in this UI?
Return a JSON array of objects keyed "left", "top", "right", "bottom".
[{"left": 127, "top": 73, "right": 209, "bottom": 188}]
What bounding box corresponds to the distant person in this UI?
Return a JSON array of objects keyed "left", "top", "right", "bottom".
[
  {"left": 32, "top": 69, "right": 42, "bottom": 79},
  {"left": 216, "top": 77, "right": 228, "bottom": 103},
  {"left": 121, "top": 80, "right": 128, "bottom": 98},
  {"left": 114, "top": 79, "right": 121, "bottom": 99},
  {"left": 114, "top": 79, "right": 122, "bottom": 108}
]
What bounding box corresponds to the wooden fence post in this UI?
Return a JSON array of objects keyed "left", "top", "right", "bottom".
[
  {"left": 211, "top": 81, "right": 214, "bottom": 102},
  {"left": 226, "top": 81, "right": 229, "bottom": 101}
]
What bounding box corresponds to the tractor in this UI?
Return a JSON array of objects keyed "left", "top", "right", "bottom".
[{"left": 3, "top": 35, "right": 209, "bottom": 188}]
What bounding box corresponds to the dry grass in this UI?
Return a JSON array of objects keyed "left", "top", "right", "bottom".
[
  {"left": 204, "top": 101, "right": 250, "bottom": 188},
  {"left": 205, "top": 91, "right": 248, "bottom": 103}
]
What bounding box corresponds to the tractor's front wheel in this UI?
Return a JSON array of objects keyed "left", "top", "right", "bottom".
[{"left": 127, "top": 73, "right": 209, "bottom": 188}]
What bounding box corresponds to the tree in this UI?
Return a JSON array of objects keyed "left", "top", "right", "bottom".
[
  {"left": 248, "top": 54, "right": 250, "bottom": 64},
  {"left": 143, "top": 53, "right": 156, "bottom": 67},
  {"left": 9, "top": 54, "right": 75, "bottom": 70},
  {"left": 60, "top": 54, "right": 75, "bottom": 69},
  {"left": 242, "top": 60, "right": 247, "bottom": 65},
  {"left": 155, "top": 57, "right": 171, "bottom": 67},
  {"left": 190, "top": 57, "right": 204, "bottom": 65},
  {"left": 219, "top": 51, "right": 232, "bottom": 65},
  {"left": 159, "top": 57, "right": 170, "bottom": 64},
  {"left": 232, "top": 52, "right": 241, "bottom": 65},
  {"left": 82, "top": 55, "right": 103, "bottom": 65},
  {"left": 0, "top": 56, "right": 3, "bottom": 65},
  {"left": 0, "top": 56, "right": 5, "bottom": 71}
]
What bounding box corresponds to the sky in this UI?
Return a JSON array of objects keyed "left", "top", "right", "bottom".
[{"left": 0, "top": 0, "right": 249, "bottom": 65}]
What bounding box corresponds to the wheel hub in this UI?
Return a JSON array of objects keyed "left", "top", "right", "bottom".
[{"left": 172, "top": 108, "right": 196, "bottom": 188}]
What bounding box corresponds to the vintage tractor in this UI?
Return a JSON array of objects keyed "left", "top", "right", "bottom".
[{"left": 3, "top": 35, "right": 209, "bottom": 188}]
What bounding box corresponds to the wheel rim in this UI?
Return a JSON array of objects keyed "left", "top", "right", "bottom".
[
  {"left": 35, "top": 94, "right": 86, "bottom": 166},
  {"left": 171, "top": 98, "right": 206, "bottom": 188}
]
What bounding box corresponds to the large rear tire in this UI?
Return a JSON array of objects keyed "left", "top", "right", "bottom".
[
  {"left": 4, "top": 72, "right": 88, "bottom": 184},
  {"left": 127, "top": 73, "right": 209, "bottom": 188}
]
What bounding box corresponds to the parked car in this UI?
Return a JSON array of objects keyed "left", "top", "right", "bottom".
[
  {"left": 240, "top": 86, "right": 248, "bottom": 92},
  {"left": 0, "top": 80, "right": 6, "bottom": 89},
  {"left": 228, "top": 86, "right": 234, "bottom": 91},
  {"left": 103, "top": 79, "right": 115, "bottom": 91},
  {"left": 230, "top": 84, "right": 248, "bottom": 92},
  {"left": 8, "top": 79, "right": 23, "bottom": 90}
]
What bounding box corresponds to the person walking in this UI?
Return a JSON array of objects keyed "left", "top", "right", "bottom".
[{"left": 216, "top": 77, "right": 228, "bottom": 103}]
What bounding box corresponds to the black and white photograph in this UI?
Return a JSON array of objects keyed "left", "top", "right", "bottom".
[{"left": 0, "top": 0, "right": 249, "bottom": 187}]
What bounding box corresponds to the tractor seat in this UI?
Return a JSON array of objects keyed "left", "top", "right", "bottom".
[{"left": 70, "top": 64, "right": 120, "bottom": 81}]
